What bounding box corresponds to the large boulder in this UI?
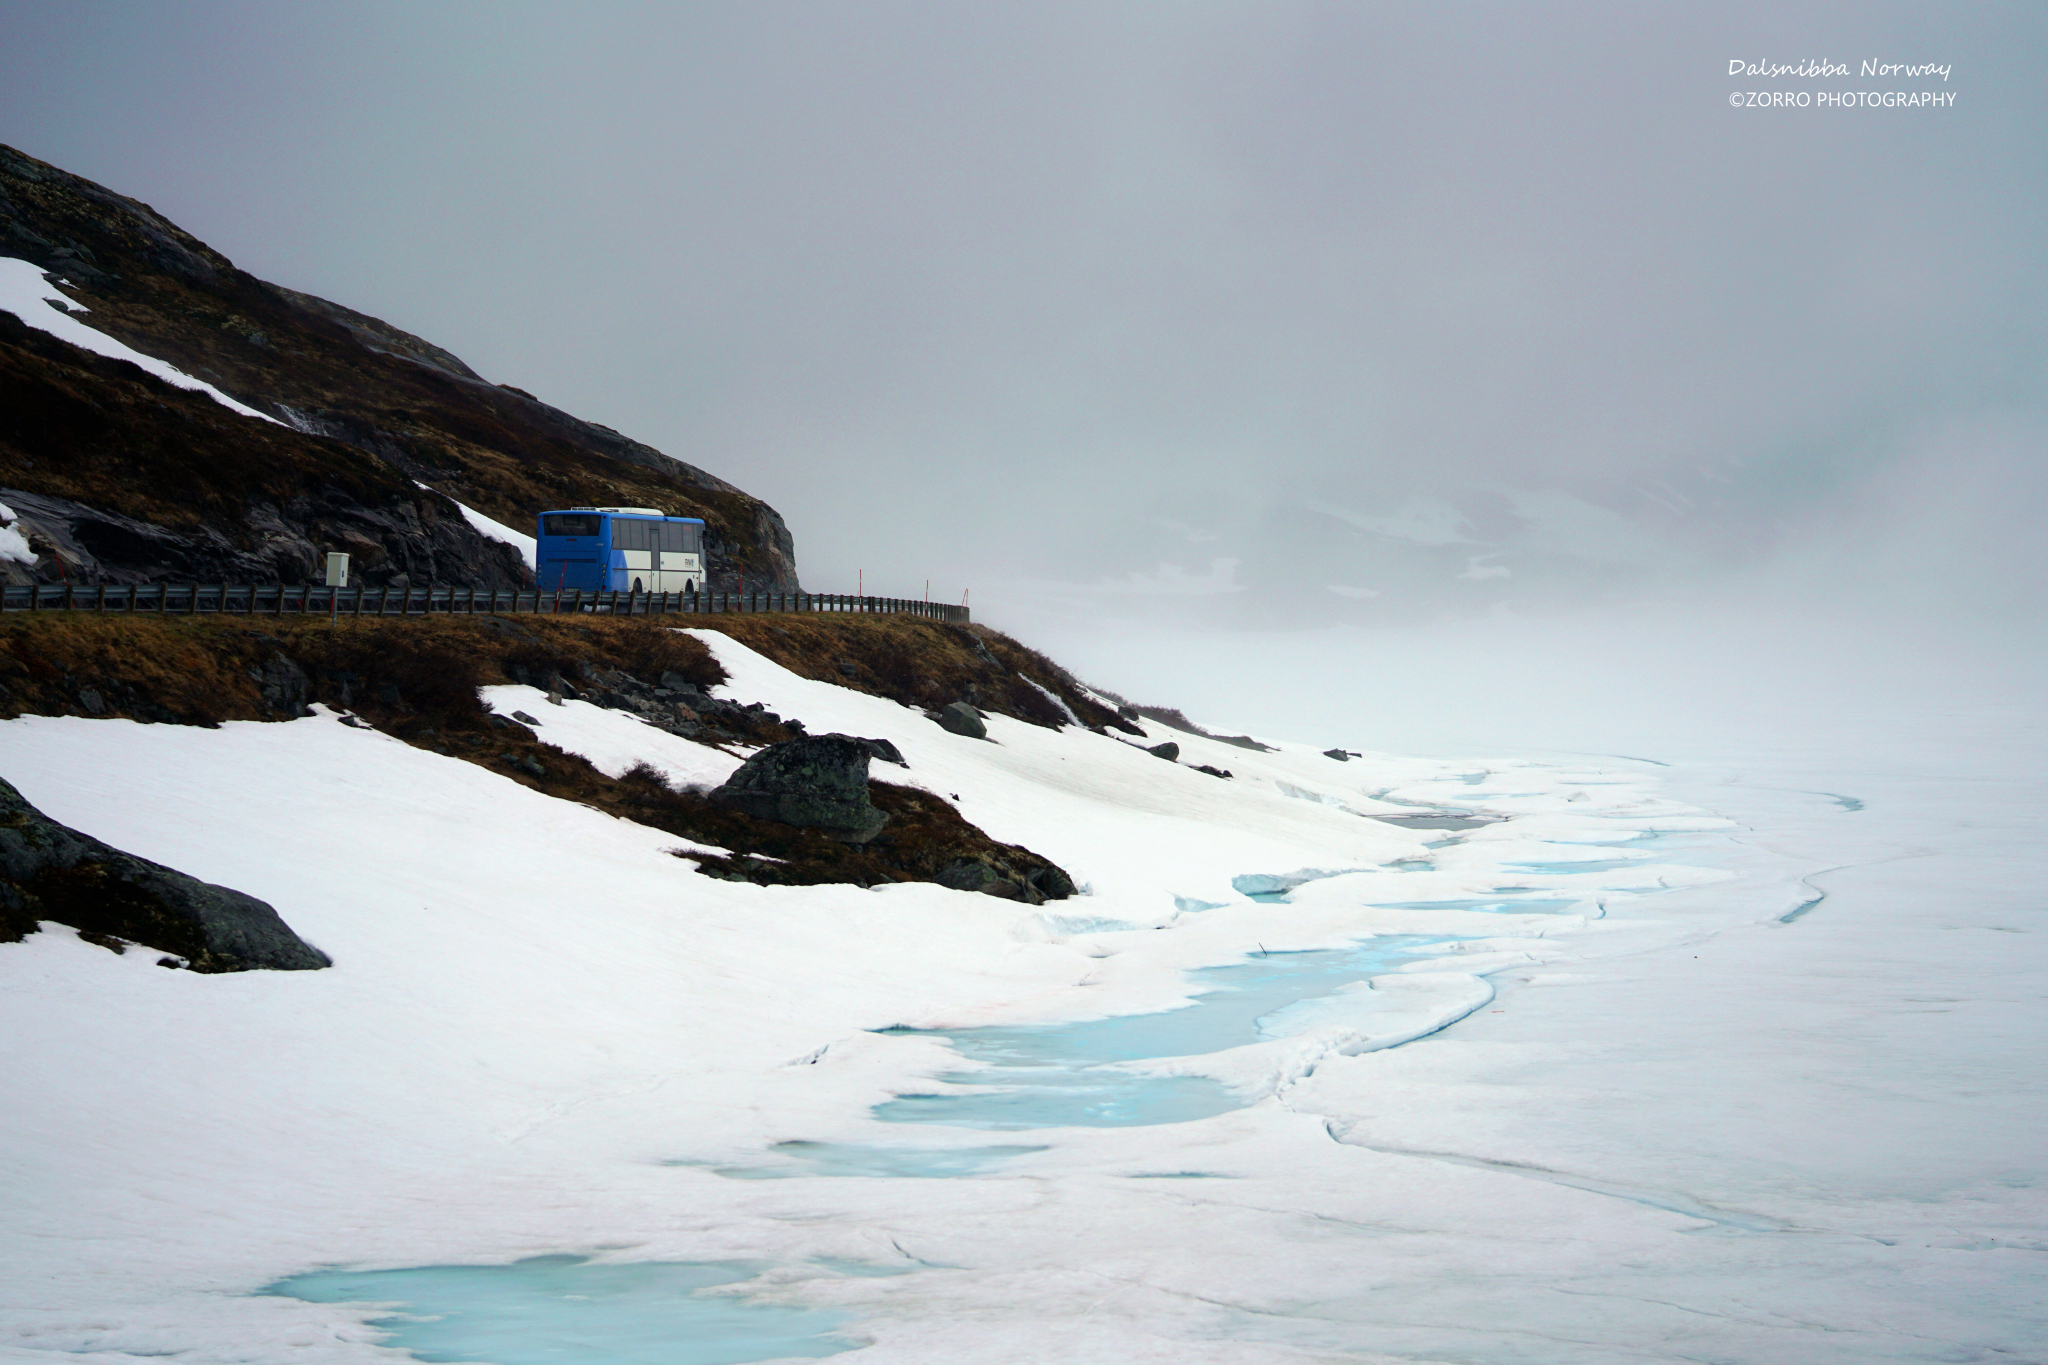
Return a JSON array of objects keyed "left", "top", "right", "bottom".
[
  {"left": 936, "top": 701, "right": 987, "bottom": 740},
  {"left": 935, "top": 857, "right": 1079, "bottom": 905},
  {"left": 709, "top": 734, "right": 889, "bottom": 844},
  {"left": 0, "top": 776, "right": 331, "bottom": 971}
]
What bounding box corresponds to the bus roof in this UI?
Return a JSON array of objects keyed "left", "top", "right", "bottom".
[{"left": 544, "top": 507, "right": 706, "bottom": 523}]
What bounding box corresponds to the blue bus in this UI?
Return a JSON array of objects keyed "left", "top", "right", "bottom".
[{"left": 535, "top": 507, "right": 708, "bottom": 594}]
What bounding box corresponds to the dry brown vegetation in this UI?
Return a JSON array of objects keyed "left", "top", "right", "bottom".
[
  {"left": 0, "top": 610, "right": 1103, "bottom": 896},
  {"left": 0, "top": 612, "right": 725, "bottom": 728}
]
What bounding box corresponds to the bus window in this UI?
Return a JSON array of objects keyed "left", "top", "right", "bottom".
[
  {"left": 543, "top": 513, "right": 602, "bottom": 537},
  {"left": 609, "top": 518, "right": 657, "bottom": 551}
]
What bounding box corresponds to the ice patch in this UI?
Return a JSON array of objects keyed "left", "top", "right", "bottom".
[
  {"left": 264, "top": 1256, "right": 858, "bottom": 1364},
  {"left": 1230, "top": 867, "right": 1357, "bottom": 897},
  {"left": 871, "top": 934, "right": 1468, "bottom": 1130}
]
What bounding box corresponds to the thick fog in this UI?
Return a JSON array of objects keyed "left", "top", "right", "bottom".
[{"left": 3, "top": 2, "right": 2042, "bottom": 682}]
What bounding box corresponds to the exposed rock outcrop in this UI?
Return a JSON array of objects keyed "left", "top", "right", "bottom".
[
  {"left": 0, "top": 483, "right": 523, "bottom": 591},
  {"left": 934, "top": 856, "right": 1078, "bottom": 905},
  {"left": 709, "top": 734, "right": 890, "bottom": 843},
  {"left": 0, "top": 775, "right": 331, "bottom": 971}
]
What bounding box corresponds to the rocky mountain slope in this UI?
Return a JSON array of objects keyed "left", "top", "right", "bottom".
[{"left": 0, "top": 143, "right": 798, "bottom": 591}]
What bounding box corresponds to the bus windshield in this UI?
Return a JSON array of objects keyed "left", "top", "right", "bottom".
[{"left": 542, "top": 514, "right": 603, "bottom": 537}]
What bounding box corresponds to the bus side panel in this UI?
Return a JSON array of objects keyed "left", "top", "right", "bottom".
[{"left": 608, "top": 550, "right": 648, "bottom": 591}]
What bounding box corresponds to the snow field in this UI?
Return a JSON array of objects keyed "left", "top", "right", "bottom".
[{"left": 4, "top": 623, "right": 2036, "bottom": 1362}]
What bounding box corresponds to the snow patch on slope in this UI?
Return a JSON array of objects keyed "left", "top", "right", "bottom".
[
  {"left": 0, "top": 501, "right": 32, "bottom": 565},
  {"left": 0, "top": 256, "right": 279, "bottom": 423},
  {"left": 415, "top": 484, "right": 537, "bottom": 568}
]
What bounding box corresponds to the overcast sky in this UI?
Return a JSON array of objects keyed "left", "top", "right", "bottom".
[{"left": 4, "top": 1, "right": 2043, "bottom": 638}]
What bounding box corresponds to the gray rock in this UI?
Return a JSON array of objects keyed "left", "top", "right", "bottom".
[
  {"left": 511, "top": 710, "right": 541, "bottom": 725},
  {"left": 935, "top": 859, "right": 998, "bottom": 893},
  {"left": 1323, "top": 748, "right": 1351, "bottom": 762},
  {"left": 937, "top": 701, "right": 987, "bottom": 740},
  {"left": 709, "top": 734, "right": 889, "bottom": 843},
  {"left": 934, "top": 858, "right": 1078, "bottom": 905},
  {"left": 1146, "top": 741, "right": 1180, "bottom": 762},
  {"left": 250, "top": 652, "right": 311, "bottom": 715},
  {"left": 856, "top": 737, "right": 908, "bottom": 767},
  {"left": 936, "top": 858, "right": 1027, "bottom": 902},
  {"left": 0, "top": 776, "right": 330, "bottom": 972},
  {"left": 1026, "top": 863, "right": 1080, "bottom": 900},
  {"left": 0, "top": 484, "right": 527, "bottom": 594}
]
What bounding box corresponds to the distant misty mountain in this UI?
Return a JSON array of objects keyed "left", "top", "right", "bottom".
[{"left": 0, "top": 143, "right": 799, "bottom": 591}]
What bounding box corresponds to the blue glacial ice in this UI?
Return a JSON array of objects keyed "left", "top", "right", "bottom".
[
  {"left": 264, "top": 1256, "right": 857, "bottom": 1365},
  {"left": 871, "top": 934, "right": 1462, "bottom": 1130}
]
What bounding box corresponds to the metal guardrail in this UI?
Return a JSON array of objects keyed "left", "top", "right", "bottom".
[{"left": 0, "top": 581, "right": 971, "bottom": 623}]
